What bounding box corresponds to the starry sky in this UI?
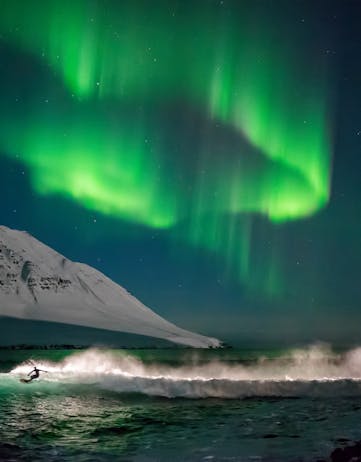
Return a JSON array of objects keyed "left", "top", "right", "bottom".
[{"left": 0, "top": 0, "right": 360, "bottom": 346}]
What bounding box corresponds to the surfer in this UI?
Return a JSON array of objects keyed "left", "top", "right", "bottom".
[{"left": 26, "top": 366, "right": 47, "bottom": 382}]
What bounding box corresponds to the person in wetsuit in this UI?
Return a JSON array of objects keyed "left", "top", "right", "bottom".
[{"left": 27, "top": 366, "right": 47, "bottom": 382}]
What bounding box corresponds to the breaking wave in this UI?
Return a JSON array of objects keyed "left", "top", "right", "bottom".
[{"left": 9, "top": 344, "right": 361, "bottom": 398}]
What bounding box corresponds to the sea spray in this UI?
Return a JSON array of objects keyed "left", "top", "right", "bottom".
[{"left": 7, "top": 344, "right": 361, "bottom": 398}]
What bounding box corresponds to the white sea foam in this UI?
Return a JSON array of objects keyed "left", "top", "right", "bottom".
[{"left": 10, "top": 344, "right": 361, "bottom": 398}]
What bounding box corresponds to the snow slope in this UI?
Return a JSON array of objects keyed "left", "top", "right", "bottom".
[{"left": 0, "top": 226, "right": 220, "bottom": 348}]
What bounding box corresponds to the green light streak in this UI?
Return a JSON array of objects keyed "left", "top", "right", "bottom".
[
  {"left": 0, "top": 0, "right": 334, "bottom": 295},
  {"left": 2, "top": 110, "right": 178, "bottom": 229},
  {"left": 204, "top": 23, "right": 331, "bottom": 222}
]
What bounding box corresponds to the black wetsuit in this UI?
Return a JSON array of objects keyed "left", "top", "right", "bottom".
[{"left": 28, "top": 367, "right": 42, "bottom": 381}]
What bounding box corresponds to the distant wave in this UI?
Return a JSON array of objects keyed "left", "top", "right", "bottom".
[{"left": 8, "top": 344, "right": 361, "bottom": 398}]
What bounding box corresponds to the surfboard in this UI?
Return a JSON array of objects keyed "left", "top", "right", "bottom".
[{"left": 20, "top": 378, "right": 32, "bottom": 383}]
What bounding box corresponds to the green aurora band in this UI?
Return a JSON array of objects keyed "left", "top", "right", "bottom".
[{"left": 0, "top": 0, "right": 333, "bottom": 293}]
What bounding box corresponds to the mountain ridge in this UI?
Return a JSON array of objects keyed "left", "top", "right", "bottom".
[{"left": 0, "top": 225, "right": 221, "bottom": 348}]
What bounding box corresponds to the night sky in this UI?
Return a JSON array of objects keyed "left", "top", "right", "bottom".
[{"left": 0, "top": 0, "right": 360, "bottom": 346}]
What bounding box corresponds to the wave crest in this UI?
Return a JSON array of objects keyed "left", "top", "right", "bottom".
[{"left": 10, "top": 344, "right": 361, "bottom": 398}]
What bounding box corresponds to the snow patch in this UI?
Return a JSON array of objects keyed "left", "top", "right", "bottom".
[{"left": 0, "top": 225, "right": 221, "bottom": 348}]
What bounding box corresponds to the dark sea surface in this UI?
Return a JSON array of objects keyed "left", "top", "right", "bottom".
[{"left": 1, "top": 346, "right": 361, "bottom": 461}]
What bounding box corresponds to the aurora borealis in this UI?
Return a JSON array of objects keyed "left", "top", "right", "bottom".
[
  {"left": 1, "top": 0, "right": 360, "bottom": 344},
  {"left": 0, "top": 0, "right": 332, "bottom": 224}
]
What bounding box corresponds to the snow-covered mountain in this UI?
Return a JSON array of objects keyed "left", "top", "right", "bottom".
[{"left": 0, "top": 226, "right": 220, "bottom": 348}]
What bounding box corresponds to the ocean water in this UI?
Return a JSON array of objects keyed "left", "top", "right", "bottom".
[{"left": 1, "top": 345, "right": 361, "bottom": 461}]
